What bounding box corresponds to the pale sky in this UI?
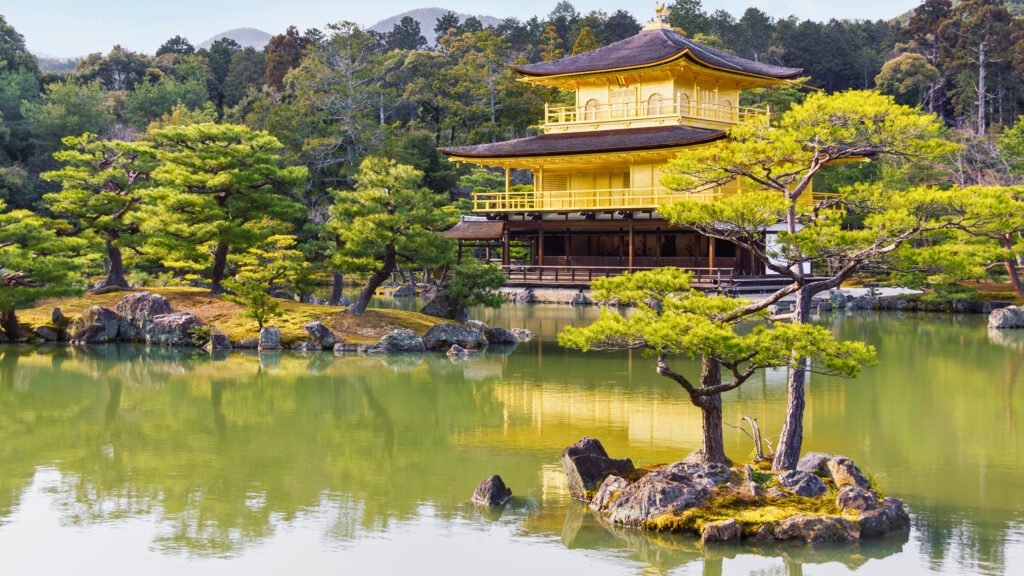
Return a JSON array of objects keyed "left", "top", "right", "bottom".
[{"left": 6, "top": 1, "right": 923, "bottom": 57}]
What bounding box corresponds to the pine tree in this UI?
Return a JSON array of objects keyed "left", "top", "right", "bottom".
[{"left": 572, "top": 27, "right": 598, "bottom": 55}]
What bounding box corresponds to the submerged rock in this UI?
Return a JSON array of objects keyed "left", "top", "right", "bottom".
[
  {"left": 796, "top": 452, "right": 833, "bottom": 474},
  {"left": 375, "top": 329, "right": 425, "bottom": 353},
  {"left": 510, "top": 328, "right": 535, "bottom": 342},
  {"left": 259, "top": 327, "right": 282, "bottom": 350},
  {"left": 605, "top": 461, "right": 729, "bottom": 527},
  {"left": 423, "top": 323, "right": 486, "bottom": 350},
  {"left": 989, "top": 306, "right": 1024, "bottom": 329},
  {"left": 827, "top": 456, "right": 871, "bottom": 490},
  {"left": 471, "top": 475, "right": 512, "bottom": 507},
  {"left": 562, "top": 437, "right": 635, "bottom": 501},
  {"left": 590, "top": 475, "right": 630, "bottom": 512},
  {"left": 772, "top": 515, "right": 860, "bottom": 543},
  {"left": 701, "top": 519, "right": 741, "bottom": 544},
  {"left": 484, "top": 327, "right": 518, "bottom": 345},
  {"left": 115, "top": 292, "right": 173, "bottom": 341},
  {"left": 147, "top": 312, "right": 199, "bottom": 346},
  {"left": 304, "top": 321, "right": 338, "bottom": 349},
  {"left": 778, "top": 470, "right": 828, "bottom": 497}
]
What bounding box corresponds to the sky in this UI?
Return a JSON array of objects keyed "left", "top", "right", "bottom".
[{"left": 6, "top": 1, "right": 924, "bottom": 57}]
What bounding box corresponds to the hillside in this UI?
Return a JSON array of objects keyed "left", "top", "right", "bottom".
[
  {"left": 370, "top": 7, "right": 501, "bottom": 45},
  {"left": 197, "top": 27, "right": 272, "bottom": 50}
]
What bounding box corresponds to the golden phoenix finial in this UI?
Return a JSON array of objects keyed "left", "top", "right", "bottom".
[{"left": 655, "top": 3, "right": 670, "bottom": 20}]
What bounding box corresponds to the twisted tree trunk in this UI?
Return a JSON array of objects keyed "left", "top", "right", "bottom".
[
  {"left": 773, "top": 285, "right": 812, "bottom": 471},
  {"left": 96, "top": 238, "right": 130, "bottom": 290},
  {"left": 210, "top": 240, "right": 230, "bottom": 294},
  {"left": 348, "top": 243, "right": 396, "bottom": 315},
  {"left": 694, "top": 358, "right": 728, "bottom": 465},
  {"left": 329, "top": 271, "right": 345, "bottom": 306}
]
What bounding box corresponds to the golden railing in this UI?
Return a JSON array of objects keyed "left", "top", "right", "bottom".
[
  {"left": 472, "top": 187, "right": 722, "bottom": 212},
  {"left": 544, "top": 99, "right": 770, "bottom": 127}
]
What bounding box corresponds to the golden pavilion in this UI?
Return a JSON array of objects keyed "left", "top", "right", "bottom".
[{"left": 439, "top": 16, "right": 804, "bottom": 290}]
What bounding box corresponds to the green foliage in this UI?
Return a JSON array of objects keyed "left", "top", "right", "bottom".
[
  {"left": 444, "top": 259, "right": 506, "bottom": 310},
  {"left": 571, "top": 27, "right": 598, "bottom": 55},
  {"left": 875, "top": 53, "right": 940, "bottom": 107},
  {"left": 230, "top": 233, "right": 314, "bottom": 298},
  {"left": 1000, "top": 117, "right": 1024, "bottom": 174},
  {"left": 223, "top": 276, "right": 283, "bottom": 331},
  {"left": 21, "top": 80, "right": 115, "bottom": 155},
  {"left": 124, "top": 77, "right": 209, "bottom": 129}
]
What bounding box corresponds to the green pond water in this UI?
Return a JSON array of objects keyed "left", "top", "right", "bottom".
[{"left": 1, "top": 306, "right": 1022, "bottom": 575}]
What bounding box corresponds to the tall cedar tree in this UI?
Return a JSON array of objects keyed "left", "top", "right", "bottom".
[
  {"left": 143, "top": 123, "right": 306, "bottom": 293},
  {"left": 328, "top": 157, "right": 457, "bottom": 315},
  {"left": 42, "top": 133, "right": 157, "bottom": 289},
  {"left": 265, "top": 26, "right": 310, "bottom": 91}
]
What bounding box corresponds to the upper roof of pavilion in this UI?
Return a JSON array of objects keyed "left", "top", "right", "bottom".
[{"left": 512, "top": 22, "right": 803, "bottom": 82}]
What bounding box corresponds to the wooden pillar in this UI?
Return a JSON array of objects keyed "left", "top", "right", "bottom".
[
  {"left": 504, "top": 166, "right": 511, "bottom": 207},
  {"left": 538, "top": 223, "right": 544, "bottom": 267},
  {"left": 708, "top": 236, "right": 715, "bottom": 271},
  {"left": 563, "top": 235, "right": 571, "bottom": 262},
  {"left": 628, "top": 220, "right": 634, "bottom": 271},
  {"left": 502, "top": 226, "right": 510, "bottom": 266}
]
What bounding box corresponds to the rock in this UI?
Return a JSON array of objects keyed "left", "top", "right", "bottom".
[
  {"left": 767, "top": 487, "right": 791, "bottom": 499},
  {"left": 750, "top": 524, "right": 776, "bottom": 542},
  {"left": 561, "top": 437, "right": 635, "bottom": 501},
  {"left": 830, "top": 290, "right": 848, "bottom": 309},
  {"left": 304, "top": 321, "right": 338, "bottom": 349},
  {"left": 33, "top": 326, "right": 61, "bottom": 342},
  {"left": 74, "top": 306, "right": 120, "bottom": 341},
  {"left": 983, "top": 300, "right": 1012, "bottom": 314},
  {"left": 778, "top": 470, "right": 828, "bottom": 497},
  {"left": 605, "top": 461, "right": 729, "bottom": 526},
  {"left": 590, "top": 475, "right": 630, "bottom": 512},
  {"left": 114, "top": 292, "right": 173, "bottom": 341},
  {"left": 233, "top": 338, "right": 259, "bottom": 349},
  {"left": 471, "top": 475, "right": 512, "bottom": 507},
  {"left": 419, "top": 293, "right": 468, "bottom": 323},
  {"left": 510, "top": 328, "right": 535, "bottom": 342},
  {"left": 376, "top": 329, "right": 426, "bottom": 353},
  {"left": 826, "top": 456, "right": 871, "bottom": 490},
  {"left": 484, "top": 327, "right": 518, "bottom": 345},
  {"left": 739, "top": 464, "right": 763, "bottom": 499},
  {"left": 293, "top": 340, "right": 321, "bottom": 352},
  {"left": 796, "top": 452, "right": 833, "bottom": 474},
  {"left": 858, "top": 498, "right": 911, "bottom": 537},
  {"left": 205, "top": 333, "right": 231, "bottom": 350},
  {"left": 391, "top": 284, "right": 416, "bottom": 297},
  {"left": 989, "top": 306, "right": 1024, "bottom": 329},
  {"left": 51, "top": 307, "right": 66, "bottom": 326},
  {"left": 836, "top": 485, "right": 878, "bottom": 512},
  {"left": 816, "top": 300, "right": 833, "bottom": 313},
  {"left": 502, "top": 288, "right": 535, "bottom": 304},
  {"left": 146, "top": 312, "right": 199, "bottom": 346},
  {"left": 422, "top": 323, "right": 487, "bottom": 350},
  {"left": 570, "top": 291, "right": 591, "bottom": 306},
  {"left": 772, "top": 515, "right": 860, "bottom": 543},
  {"left": 70, "top": 324, "right": 110, "bottom": 344},
  {"left": 466, "top": 320, "right": 488, "bottom": 331},
  {"left": 259, "top": 327, "right": 282, "bottom": 350},
  {"left": 701, "top": 519, "right": 741, "bottom": 544},
  {"left": 336, "top": 295, "right": 352, "bottom": 307},
  {"left": 447, "top": 344, "right": 476, "bottom": 357}
]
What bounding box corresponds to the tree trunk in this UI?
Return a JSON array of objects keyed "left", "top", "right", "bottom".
[
  {"left": 348, "top": 243, "right": 396, "bottom": 315},
  {"left": 0, "top": 309, "right": 18, "bottom": 340},
  {"left": 773, "top": 286, "right": 812, "bottom": 471},
  {"left": 329, "top": 271, "right": 345, "bottom": 306},
  {"left": 695, "top": 358, "right": 729, "bottom": 465},
  {"left": 1002, "top": 235, "right": 1024, "bottom": 296},
  {"left": 210, "top": 240, "right": 230, "bottom": 294},
  {"left": 96, "top": 239, "right": 130, "bottom": 289},
  {"left": 977, "top": 39, "right": 987, "bottom": 136}
]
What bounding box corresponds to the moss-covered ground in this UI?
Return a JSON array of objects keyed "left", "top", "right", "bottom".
[{"left": 18, "top": 287, "right": 445, "bottom": 344}]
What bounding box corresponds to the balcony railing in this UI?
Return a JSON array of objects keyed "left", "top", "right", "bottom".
[
  {"left": 544, "top": 99, "right": 770, "bottom": 127},
  {"left": 472, "top": 187, "right": 839, "bottom": 213}
]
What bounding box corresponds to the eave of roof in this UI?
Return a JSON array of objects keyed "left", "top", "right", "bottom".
[
  {"left": 439, "top": 125, "right": 726, "bottom": 159},
  {"left": 443, "top": 220, "right": 505, "bottom": 240}
]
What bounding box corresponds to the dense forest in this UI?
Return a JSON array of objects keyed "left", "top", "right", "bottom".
[{"left": 2, "top": 0, "right": 1024, "bottom": 316}]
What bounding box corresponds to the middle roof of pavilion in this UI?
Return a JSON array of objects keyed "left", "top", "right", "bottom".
[{"left": 512, "top": 24, "right": 803, "bottom": 84}]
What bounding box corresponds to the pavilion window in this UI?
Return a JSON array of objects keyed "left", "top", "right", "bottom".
[
  {"left": 584, "top": 98, "right": 600, "bottom": 121},
  {"left": 647, "top": 93, "right": 664, "bottom": 115}
]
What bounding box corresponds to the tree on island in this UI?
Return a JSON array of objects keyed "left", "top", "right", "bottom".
[
  {"left": 42, "top": 133, "right": 157, "bottom": 290},
  {"left": 142, "top": 123, "right": 307, "bottom": 293},
  {"left": 559, "top": 269, "right": 874, "bottom": 465},
  {"left": 659, "top": 90, "right": 959, "bottom": 470},
  {"left": 0, "top": 200, "right": 89, "bottom": 338},
  {"left": 328, "top": 156, "right": 457, "bottom": 315}
]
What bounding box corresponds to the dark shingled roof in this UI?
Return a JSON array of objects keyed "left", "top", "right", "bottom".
[
  {"left": 513, "top": 27, "right": 803, "bottom": 79},
  {"left": 440, "top": 125, "right": 725, "bottom": 159},
  {"left": 443, "top": 220, "right": 505, "bottom": 240}
]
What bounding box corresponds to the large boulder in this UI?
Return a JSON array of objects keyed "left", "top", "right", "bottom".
[
  {"left": 146, "top": 312, "right": 199, "bottom": 346},
  {"left": 392, "top": 284, "right": 416, "bottom": 297},
  {"left": 772, "top": 515, "right": 860, "bottom": 543},
  {"left": 33, "top": 325, "right": 61, "bottom": 342},
  {"left": 590, "top": 475, "right": 630, "bottom": 512},
  {"left": 466, "top": 320, "right": 488, "bottom": 331},
  {"left": 989, "top": 306, "right": 1024, "bottom": 329},
  {"left": 304, "top": 321, "right": 339, "bottom": 349},
  {"left": 778, "top": 470, "right": 827, "bottom": 497},
  {"left": 829, "top": 290, "right": 848, "bottom": 309},
  {"left": 562, "top": 437, "right": 635, "bottom": 501},
  {"left": 51, "top": 307, "right": 66, "bottom": 327},
  {"left": 114, "top": 292, "right": 173, "bottom": 341},
  {"left": 510, "top": 328, "right": 535, "bottom": 342},
  {"left": 796, "top": 452, "right": 833, "bottom": 474},
  {"left": 205, "top": 333, "right": 231, "bottom": 351},
  {"left": 419, "top": 293, "right": 468, "bottom": 323},
  {"left": 485, "top": 327, "right": 518, "bottom": 345},
  {"left": 259, "top": 327, "right": 282, "bottom": 350},
  {"left": 70, "top": 323, "right": 111, "bottom": 344},
  {"left": 826, "top": 456, "right": 871, "bottom": 490},
  {"left": 422, "top": 323, "right": 486, "bottom": 350},
  {"left": 836, "top": 485, "right": 878, "bottom": 512},
  {"left": 73, "top": 306, "right": 120, "bottom": 341},
  {"left": 471, "top": 475, "right": 512, "bottom": 507},
  {"left": 858, "top": 498, "right": 911, "bottom": 537},
  {"left": 375, "top": 329, "right": 426, "bottom": 353},
  {"left": 701, "top": 519, "right": 741, "bottom": 544},
  {"left": 604, "top": 461, "right": 730, "bottom": 527}
]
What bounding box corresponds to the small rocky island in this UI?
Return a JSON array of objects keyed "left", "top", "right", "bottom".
[{"left": 562, "top": 438, "right": 910, "bottom": 545}]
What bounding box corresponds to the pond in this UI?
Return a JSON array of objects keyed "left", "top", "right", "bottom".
[{"left": 0, "top": 307, "right": 1022, "bottom": 575}]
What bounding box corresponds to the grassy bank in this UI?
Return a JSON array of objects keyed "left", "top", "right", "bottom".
[{"left": 19, "top": 287, "right": 444, "bottom": 344}]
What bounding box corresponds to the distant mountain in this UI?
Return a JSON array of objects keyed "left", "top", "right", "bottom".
[
  {"left": 197, "top": 28, "right": 272, "bottom": 50},
  {"left": 370, "top": 7, "right": 502, "bottom": 46}
]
